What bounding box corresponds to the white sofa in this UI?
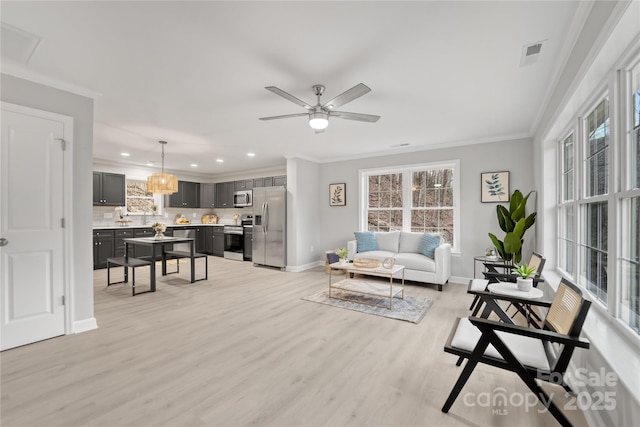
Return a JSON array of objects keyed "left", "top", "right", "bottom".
[{"left": 347, "top": 231, "right": 451, "bottom": 291}]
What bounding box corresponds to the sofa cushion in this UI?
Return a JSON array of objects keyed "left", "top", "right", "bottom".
[
  {"left": 353, "top": 250, "right": 396, "bottom": 262},
  {"left": 354, "top": 231, "right": 378, "bottom": 252},
  {"left": 399, "top": 231, "right": 424, "bottom": 253},
  {"left": 375, "top": 231, "right": 400, "bottom": 252},
  {"left": 394, "top": 253, "right": 436, "bottom": 272},
  {"left": 418, "top": 233, "right": 441, "bottom": 259}
]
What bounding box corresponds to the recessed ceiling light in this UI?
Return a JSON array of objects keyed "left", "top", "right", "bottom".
[
  {"left": 146, "top": 161, "right": 155, "bottom": 166},
  {"left": 216, "top": 159, "right": 224, "bottom": 163},
  {"left": 120, "top": 152, "right": 130, "bottom": 157},
  {"left": 247, "top": 152, "right": 255, "bottom": 157},
  {"left": 190, "top": 163, "right": 198, "bottom": 168}
]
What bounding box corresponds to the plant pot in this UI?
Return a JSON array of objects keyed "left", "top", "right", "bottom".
[
  {"left": 339, "top": 258, "right": 347, "bottom": 265},
  {"left": 517, "top": 278, "right": 533, "bottom": 292},
  {"left": 154, "top": 231, "right": 164, "bottom": 240}
]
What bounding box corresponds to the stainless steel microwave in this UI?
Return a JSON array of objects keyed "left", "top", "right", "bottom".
[{"left": 233, "top": 190, "right": 252, "bottom": 207}]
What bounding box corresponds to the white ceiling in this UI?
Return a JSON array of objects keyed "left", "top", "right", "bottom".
[{"left": 1, "top": 1, "right": 585, "bottom": 177}]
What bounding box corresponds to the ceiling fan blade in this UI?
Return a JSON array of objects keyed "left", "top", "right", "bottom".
[
  {"left": 265, "top": 86, "right": 313, "bottom": 110},
  {"left": 259, "top": 112, "right": 309, "bottom": 121},
  {"left": 331, "top": 111, "right": 380, "bottom": 123},
  {"left": 322, "top": 83, "right": 371, "bottom": 109}
]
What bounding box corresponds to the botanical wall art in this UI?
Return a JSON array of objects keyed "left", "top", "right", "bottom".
[
  {"left": 481, "top": 171, "right": 510, "bottom": 203},
  {"left": 329, "top": 183, "right": 346, "bottom": 206}
]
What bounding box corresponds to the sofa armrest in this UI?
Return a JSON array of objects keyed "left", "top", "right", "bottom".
[
  {"left": 434, "top": 243, "right": 452, "bottom": 284},
  {"left": 347, "top": 240, "right": 357, "bottom": 260}
]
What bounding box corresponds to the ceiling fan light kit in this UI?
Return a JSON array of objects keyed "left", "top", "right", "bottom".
[
  {"left": 260, "top": 83, "right": 380, "bottom": 132},
  {"left": 147, "top": 140, "right": 178, "bottom": 195},
  {"left": 309, "top": 111, "right": 329, "bottom": 130}
]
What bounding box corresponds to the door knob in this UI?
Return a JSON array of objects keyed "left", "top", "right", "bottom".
[{"left": 0, "top": 238, "right": 8, "bottom": 247}]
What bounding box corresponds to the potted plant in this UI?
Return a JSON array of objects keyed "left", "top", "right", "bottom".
[
  {"left": 488, "top": 189, "right": 537, "bottom": 265},
  {"left": 515, "top": 263, "right": 537, "bottom": 292},
  {"left": 335, "top": 247, "right": 348, "bottom": 265}
]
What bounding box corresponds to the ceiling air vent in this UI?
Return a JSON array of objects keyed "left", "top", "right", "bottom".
[
  {"left": 1, "top": 23, "right": 41, "bottom": 64},
  {"left": 520, "top": 40, "right": 546, "bottom": 67}
]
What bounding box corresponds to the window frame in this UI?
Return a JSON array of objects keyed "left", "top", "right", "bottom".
[
  {"left": 359, "top": 160, "right": 461, "bottom": 252},
  {"left": 124, "top": 179, "right": 160, "bottom": 215}
]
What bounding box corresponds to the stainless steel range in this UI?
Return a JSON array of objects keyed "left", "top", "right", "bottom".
[{"left": 223, "top": 225, "right": 244, "bottom": 261}]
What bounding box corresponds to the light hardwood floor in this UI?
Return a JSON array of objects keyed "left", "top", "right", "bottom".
[{"left": 1, "top": 257, "right": 587, "bottom": 426}]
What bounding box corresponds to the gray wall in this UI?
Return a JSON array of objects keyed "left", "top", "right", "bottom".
[
  {"left": 315, "top": 138, "right": 534, "bottom": 280},
  {"left": 1, "top": 73, "right": 95, "bottom": 328}
]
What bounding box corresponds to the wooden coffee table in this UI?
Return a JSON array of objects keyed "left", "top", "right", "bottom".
[{"left": 328, "top": 262, "right": 405, "bottom": 310}]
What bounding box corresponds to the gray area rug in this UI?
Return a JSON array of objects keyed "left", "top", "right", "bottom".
[{"left": 302, "top": 289, "right": 433, "bottom": 324}]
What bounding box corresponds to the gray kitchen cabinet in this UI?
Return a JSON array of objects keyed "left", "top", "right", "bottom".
[
  {"left": 133, "top": 228, "right": 155, "bottom": 259},
  {"left": 200, "top": 183, "right": 215, "bottom": 208},
  {"left": 193, "top": 226, "right": 206, "bottom": 253},
  {"left": 93, "top": 229, "right": 115, "bottom": 269},
  {"left": 272, "top": 175, "right": 286, "bottom": 186},
  {"left": 253, "top": 177, "right": 273, "bottom": 188},
  {"left": 93, "top": 172, "right": 126, "bottom": 206},
  {"left": 167, "top": 181, "right": 200, "bottom": 208},
  {"left": 253, "top": 175, "right": 285, "bottom": 188},
  {"left": 114, "top": 228, "right": 135, "bottom": 257},
  {"left": 215, "top": 182, "right": 234, "bottom": 208},
  {"left": 234, "top": 179, "right": 253, "bottom": 190},
  {"left": 211, "top": 226, "right": 224, "bottom": 257}
]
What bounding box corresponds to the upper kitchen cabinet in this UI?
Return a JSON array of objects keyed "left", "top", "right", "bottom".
[
  {"left": 234, "top": 179, "right": 253, "bottom": 190},
  {"left": 273, "top": 175, "right": 286, "bottom": 186},
  {"left": 215, "top": 182, "right": 234, "bottom": 208},
  {"left": 200, "top": 183, "right": 215, "bottom": 208},
  {"left": 254, "top": 175, "right": 286, "bottom": 187},
  {"left": 166, "top": 180, "right": 200, "bottom": 208},
  {"left": 93, "top": 172, "right": 126, "bottom": 206}
]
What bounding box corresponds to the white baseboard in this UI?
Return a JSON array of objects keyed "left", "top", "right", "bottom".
[
  {"left": 449, "top": 276, "right": 470, "bottom": 285},
  {"left": 73, "top": 317, "right": 98, "bottom": 334},
  {"left": 286, "top": 260, "right": 324, "bottom": 272}
]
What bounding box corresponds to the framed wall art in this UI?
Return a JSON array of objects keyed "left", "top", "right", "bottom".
[
  {"left": 481, "top": 171, "right": 510, "bottom": 203},
  {"left": 329, "top": 183, "right": 346, "bottom": 206}
]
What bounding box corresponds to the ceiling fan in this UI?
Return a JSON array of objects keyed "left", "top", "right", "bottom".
[{"left": 259, "top": 83, "right": 380, "bottom": 133}]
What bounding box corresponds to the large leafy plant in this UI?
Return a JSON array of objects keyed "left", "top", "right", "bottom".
[{"left": 488, "top": 190, "right": 536, "bottom": 264}]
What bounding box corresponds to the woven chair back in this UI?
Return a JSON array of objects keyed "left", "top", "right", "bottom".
[{"left": 546, "top": 281, "right": 582, "bottom": 335}]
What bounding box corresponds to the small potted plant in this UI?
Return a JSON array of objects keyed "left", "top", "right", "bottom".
[
  {"left": 335, "top": 247, "right": 348, "bottom": 265},
  {"left": 515, "top": 263, "right": 537, "bottom": 292}
]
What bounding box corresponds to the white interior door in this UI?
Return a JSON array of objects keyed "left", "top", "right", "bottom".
[{"left": 0, "top": 103, "right": 69, "bottom": 351}]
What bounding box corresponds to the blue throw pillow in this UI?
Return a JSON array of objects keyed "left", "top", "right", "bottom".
[
  {"left": 418, "top": 233, "right": 441, "bottom": 259},
  {"left": 354, "top": 231, "right": 378, "bottom": 253}
]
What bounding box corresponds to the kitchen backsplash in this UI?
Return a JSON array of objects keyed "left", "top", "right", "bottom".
[{"left": 92, "top": 206, "right": 254, "bottom": 228}]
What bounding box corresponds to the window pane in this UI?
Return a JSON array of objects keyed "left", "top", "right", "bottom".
[
  {"left": 620, "top": 197, "right": 640, "bottom": 333},
  {"left": 632, "top": 89, "right": 640, "bottom": 189},
  {"left": 585, "top": 99, "right": 609, "bottom": 197},
  {"left": 581, "top": 202, "right": 608, "bottom": 305}
]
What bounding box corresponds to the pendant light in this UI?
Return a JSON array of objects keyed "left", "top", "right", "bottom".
[{"left": 147, "top": 140, "right": 178, "bottom": 195}]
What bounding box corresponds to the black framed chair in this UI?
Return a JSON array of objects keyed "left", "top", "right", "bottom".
[
  {"left": 443, "top": 277, "right": 591, "bottom": 427},
  {"left": 469, "top": 252, "right": 546, "bottom": 322}
]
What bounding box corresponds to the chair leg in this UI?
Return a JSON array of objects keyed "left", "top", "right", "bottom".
[
  {"left": 483, "top": 328, "right": 573, "bottom": 427},
  {"left": 469, "top": 295, "right": 479, "bottom": 311},
  {"left": 442, "top": 335, "right": 491, "bottom": 413}
]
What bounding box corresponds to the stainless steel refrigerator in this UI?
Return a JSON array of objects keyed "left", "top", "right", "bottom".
[{"left": 252, "top": 186, "right": 286, "bottom": 269}]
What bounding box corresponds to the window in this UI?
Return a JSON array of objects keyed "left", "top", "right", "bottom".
[
  {"left": 555, "top": 52, "right": 640, "bottom": 337},
  {"left": 361, "top": 161, "right": 459, "bottom": 250},
  {"left": 619, "top": 60, "right": 640, "bottom": 334},
  {"left": 367, "top": 173, "right": 403, "bottom": 231},
  {"left": 558, "top": 133, "right": 575, "bottom": 275},
  {"left": 411, "top": 169, "right": 454, "bottom": 243},
  {"left": 578, "top": 98, "right": 610, "bottom": 306},
  {"left": 125, "top": 180, "right": 155, "bottom": 214}
]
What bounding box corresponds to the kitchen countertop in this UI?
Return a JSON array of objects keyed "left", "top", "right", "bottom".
[{"left": 93, "top": 223, "right": 226, "bottom": 230}]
